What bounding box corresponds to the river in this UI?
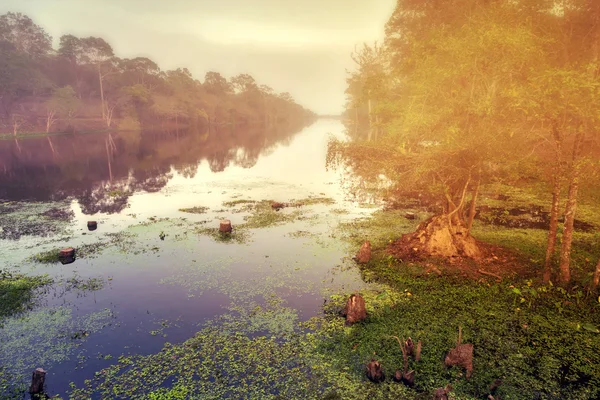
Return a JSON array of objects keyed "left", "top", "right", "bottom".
[{"left": 0, "top": 119, "right": 379, "bottom": 398}]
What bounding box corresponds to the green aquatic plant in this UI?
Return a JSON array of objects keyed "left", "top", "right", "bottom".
[
  {"left": 0, "top": 271, "right": 51, "bottom": 320},
  {"left": 178, "top": 206, "right": 209, "bottom": 214},
  {"left": 0, "top": 307, "right": 114, "bottom": 398}
]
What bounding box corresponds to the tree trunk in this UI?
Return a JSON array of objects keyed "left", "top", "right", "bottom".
[
  {"left": 466, "top": 174, "right": 481, "bottom": 234},
  {"left": 593, "top": 257, "right": 600, "bottom": 290},
  {"left": 544, "top": 123, "right": 563, "bottom": 282},
  {"left": 558, "top": 131, "right": 583, "bottom": 284},
  {"left": 544, "top": 174, "right": 561, "bottom": 282},
  {"left": 367, "top": 97, "right": 373, "bottom": 141},
  {"left": 98, "top": 64, "right": 106, "bottom": 122},
  {"left": 354, "top": 106, "right": 359, "bottom": 136}
]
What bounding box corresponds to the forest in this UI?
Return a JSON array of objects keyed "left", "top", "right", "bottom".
[
  {"left": 0, "top": 12, "right": 315, "bottom": 135},
  {"left": 331, "top": 0, "right": 600, "bottom": 288}
]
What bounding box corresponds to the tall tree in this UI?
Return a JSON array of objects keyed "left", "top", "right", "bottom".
[
  {"left": 0, "top": 12, "right": 52, "bottom": 58},
  {"left": 59, "top": 35, "right": 115, "bottom": 123}
]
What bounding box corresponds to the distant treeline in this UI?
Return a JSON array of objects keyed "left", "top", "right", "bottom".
[{"left": 0, "top": 12, "right": 316, "bottom": 135}]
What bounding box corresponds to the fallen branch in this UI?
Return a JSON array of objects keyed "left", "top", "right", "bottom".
[{"left": 477, "top": 269, "right": 502, "bottom": 281}]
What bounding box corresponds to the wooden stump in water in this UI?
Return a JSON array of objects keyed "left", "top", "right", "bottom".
[
  {"left": 87, "top": 221, "right": 97, "bottom": 231},
  {"left": 29, "top": 368, "right": 46, "bottom": 395},
  {"left": 366, "top": 359, "right": 385, "bottom": 383},
  {"left": 342, "top": 294, "right": 366, "bottom": 325},
  {"left": 219, "top": 220, "right": 232, "bottom": 233},
  {"left": 59, "top": 248, "right": 75, "bottom": 258},
  {"left": 354, "top": 241, "right": 371, "bottom": 264},
  {"left": 271, "top": 202, "right": 286, "bottom": 211},
  {"left": 58, "top": 248, "right": 76, "bottom": 264}
]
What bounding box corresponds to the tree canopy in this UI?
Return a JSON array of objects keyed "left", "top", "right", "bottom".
[{"left": 331, "top": 0, "right": 600, "bottom": 284}]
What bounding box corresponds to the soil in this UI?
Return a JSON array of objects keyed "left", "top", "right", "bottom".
[{"left": 386, "top": 232, "right": 535, "bottom": 281}]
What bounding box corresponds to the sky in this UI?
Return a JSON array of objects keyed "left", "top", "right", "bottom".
[{"left": 1, "top": 0, "right": 396, "bottom": 115}]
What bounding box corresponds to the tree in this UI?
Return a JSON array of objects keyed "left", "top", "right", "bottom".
[
  {"left": 230, "top": 73, "right": 257, "bottom": 94},
  {"left": 0, "top": 12, "right": 52, "bottom": 58},
  {"left": 331, "top": 0, "right": 546, "bottom": 260},
  {"left": 45, "top": 85, "right": 81, "bottom": 132},
  {"left": 119, "top": 57, "right": 160, "bottom": 88},
  {"left": 204, "top": 71, "right": 233, "bottom": 95},
  {"left": 0, "top": 41, "right": 51, "bottom": 119},
  {"left": 58, "top": 35, "right": 115, "bottom": 124}
]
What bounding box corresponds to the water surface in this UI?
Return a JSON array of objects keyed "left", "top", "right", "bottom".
[{"left": 0, "top": 119, "right": 378, "bottom": 397}]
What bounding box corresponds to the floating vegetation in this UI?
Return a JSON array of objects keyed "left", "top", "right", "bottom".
[
  {"left": 179, "top": 206, "right": 209, "bottom": 214},
  {"left": 330, "top": 208, "right": 350, "bottom": 215},
  {"left": 194, "top": 227, "right": 251, "bottom": 244},
  {"left": 0, "top": 307, "right": 114, "bottom": 397},
  {"left": 64, "top": 275, "right": 105, "bottom": 292},
  {"left": 223, "top": 199, "right": 257, "bottom": 207},
  {"left": 291, "top": 196, "right": 336, "bottom": 206},
  {"left": 287, "top": 230, "right": 316, "bottom": 239},
  {"left": 0, "top": 271, "right": 51, "bottom": 321},
  {"left": 29, "top": 241, "right": 111, "bottom": 264},
  {"left": 0, "top": 201, "right": 73, "bottom": 240},
  {"left": 242, "top": 201, "right": 304, "bottom": 229}
]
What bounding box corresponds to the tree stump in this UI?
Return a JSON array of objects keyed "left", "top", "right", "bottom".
[
  {"left": 366, "top": 359, "right": 385, "bottom": 383},
  {"left": 342, "top": 294, "right": 366, "bottom": 325},
  {"left": 355, "top": 240, "right": 371, "bottom": 264},
  {"left": 59, "top": 248, "right": 75, "bottom": 258},
  {"left": 271, "top": 202, "right": 286, "bottom": 211},
  {"left": 433, "top": 385, "right": 452, "bottom": 400},
  {"left": 58, "top": 248, "right": 76, "bottom": 265},
  {"left": 29, "top": 368, "right": 46, "bottom": 395},
  {"left": 445, "top": 343, "right": 473, "bottom": 379},
  {"left": 87, "top": 221, "right": 97, "bottom": 231},
  {"left": 219, "top": 220, "right": 232, "bottom": 233},
  {"left": 405, "top": 212, "right": 416, "bottom": 220}
]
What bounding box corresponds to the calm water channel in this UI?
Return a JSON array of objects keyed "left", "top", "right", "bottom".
[{"left": 0, "top": 119, "right": 379, "bottom": 398}]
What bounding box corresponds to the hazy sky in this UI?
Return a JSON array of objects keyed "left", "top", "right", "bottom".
[{"left": 1, "top": 0, "right": 396, "bottom": 114}]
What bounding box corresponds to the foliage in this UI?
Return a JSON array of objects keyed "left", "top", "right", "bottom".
[{"left": 0, "top": 12, "right": 316, "bottom": 133}]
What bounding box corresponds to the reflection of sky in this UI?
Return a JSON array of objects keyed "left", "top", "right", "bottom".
[
  {"left": 1, "top": 118, "right": 377, "bottom": 396},
  {"left": 0, "top": 0, "right": 396, "bottom": 114},
  {"left": 71, "top": 119, "right": 351, "bottom": 228}
]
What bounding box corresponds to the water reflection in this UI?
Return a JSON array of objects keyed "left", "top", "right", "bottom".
[{"left": 0, "top": 122, "right": 306, "bottom": 214}]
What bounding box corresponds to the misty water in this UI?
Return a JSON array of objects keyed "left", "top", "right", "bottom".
[{"left": 0, "top": 119, "right": 379, "bottom": 397}]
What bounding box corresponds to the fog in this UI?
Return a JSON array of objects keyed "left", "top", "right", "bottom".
[{"left": 0, "top": 0, "right": 396, "bottom": 114}]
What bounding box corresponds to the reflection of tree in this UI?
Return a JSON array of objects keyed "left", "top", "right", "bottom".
[
  {"left": 78, "top": 183, "right": 130, "bottom": 215},
  {"left": 0, "top": 118, "right": 312, "bottom": 214},
  {"left": 173, "top": 163, "right": 198, "bottom": 179},
  {"left": 207, "top": 150, "right": 233, "bottom": 173}
]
